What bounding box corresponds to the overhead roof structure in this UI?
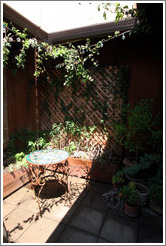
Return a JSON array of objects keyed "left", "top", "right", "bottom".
[{"left": 3, "top": 2, "right": 136, "bottom": 44}]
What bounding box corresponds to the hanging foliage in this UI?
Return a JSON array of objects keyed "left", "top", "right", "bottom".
[{"left": 3, "top": 20, "right": 132, "bottom": 86}]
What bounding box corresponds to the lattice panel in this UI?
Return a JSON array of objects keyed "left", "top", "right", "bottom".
[{"left": 39, "top": 66, "right": 123, "bottom": 156}]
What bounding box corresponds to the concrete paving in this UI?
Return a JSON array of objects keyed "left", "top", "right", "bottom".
[{"left": 3, "top": 176, "right": 163, "bottom": 243}]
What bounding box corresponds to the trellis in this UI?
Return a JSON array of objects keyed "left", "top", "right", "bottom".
[{"left": 39, "top": 66, "right": 124, "bottom": 158}]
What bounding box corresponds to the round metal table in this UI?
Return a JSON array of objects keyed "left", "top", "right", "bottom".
[{"left": 26, "top": 149, "right": 69, "bottom": 216}]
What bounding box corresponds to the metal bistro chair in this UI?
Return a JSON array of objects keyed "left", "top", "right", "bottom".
[{"left": 66, "top": 150, "right": 97, "bottom": 205}]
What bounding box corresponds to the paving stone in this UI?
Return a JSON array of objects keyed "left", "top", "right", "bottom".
[
  {"left": 4, "top": 187, "right": 33, "bottom": 206},
  {"left": 67, "top": 179, "right": 88, "bottom": 204},
  {"left": 56, "top": 226, "right": 98, "bottom": 243},
  {"left": 92, "top": 181, "right": 112, "bottom": 193},
  {"left": 68, "top": 182, "right": 91, "bottom": 206},
  {"left": 3, "top": 181, "right": 163, "bottom": 244},
  {"left": 16, "top": 194, "right": 39, "bottom": 213},
  {"left": 100, "top": 211, "right": 138, "bottom": 243},
  {"left": 3, "top": 207, "right": 35, "bottom": 242},
  {"left": 43, "top": 202, "right": 70, "bottom": 222},
  {"left": 3, "top": 201, "right": 17, "bottom": 218},
  {"left": 17, "top": 216, "right": 61, "bottom": 243},
  {"left": 138, "top": 223, "right": 163, "bottom": 243},
  {"left": 138, "top": 208, "right": 163, "bottom": 243},
  {"left": 97, "top": 237, "right": 113, "bottom": 243},
  {"left": 46, "top": 223, "right": 66, "bottom": 243},
  {"left": 139, "top": 207, "right": 163, "bottom": 226},
  {"left": 81, "top": 188, "right": 108, "bottom": 212},
  {"left": 39, "top": 179, "right": 67, "bottom": 198},
  {"left": 42, "top": 195, "right": 84, "bottom": 225},
  {"left": 60, "top": 199, "right": 83, "bottom": 224},
  {"left": 70, "top": 206, "right": 106, "bottom": 235}
]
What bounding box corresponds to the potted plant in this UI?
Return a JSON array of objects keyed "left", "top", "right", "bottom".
[
  {"left": 114, "top": 98, "right": 161, "bottom": 167},
  {"left": 119, "top": 181, "right": 143, "bottom": 217},
  {"left": 124, "top": 152, "right": 162, "bottom": 183},
  {"left": 148, "top": 166, "right": 163, "bottom": 215},
  {"left": 112, "top": 170, "right": 125, "bottom": 190}
]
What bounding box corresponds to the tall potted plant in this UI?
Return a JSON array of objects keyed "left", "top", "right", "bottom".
[{"left": 114, "top": 98, "right": 160, "bottom": 167}]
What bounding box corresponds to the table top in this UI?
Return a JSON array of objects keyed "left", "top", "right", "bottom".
[{"left": 26, "top": 149, "right": 69, "bottom": 166}]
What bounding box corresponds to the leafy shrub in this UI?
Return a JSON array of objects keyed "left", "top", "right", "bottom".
[
  {"left": 15, "top": 152, "right": 25, "bottom": 162},
  {"left": 7, "top": 129, "right": 49, "bottom": 156},
  {"left": 112, "top": 170, "right": 125, "bottom": 185},
  {"left": 49, "top": 121, "right": 97, "bottom": 154},
  {"left": 119, "top": 182, "right": 142, "bottom": 207},
  {"left": 28, "top": 137, "right": 49, "bottom": 152},
  {"left": 114, "top": 98, "right": 161, "bottom": 160}
]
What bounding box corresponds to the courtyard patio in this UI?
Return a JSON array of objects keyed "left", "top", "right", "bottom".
[
  {"left": 3, "top": 177, "right": 163, "bottom": 244},
  {"left": 2, "top": 2, "right": 164, "bottom": 244}
]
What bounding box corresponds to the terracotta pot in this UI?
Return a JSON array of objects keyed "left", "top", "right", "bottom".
[
  {"left": 124, "top": 202, "right": 139, "bottom": 217},
  {"left": 123, "top": 158, "right": 141, "bottom": 182}
]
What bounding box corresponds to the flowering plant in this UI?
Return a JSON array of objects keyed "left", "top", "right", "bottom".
[{"left": 119, "top": 182, "right": 141, "bottom": 207}]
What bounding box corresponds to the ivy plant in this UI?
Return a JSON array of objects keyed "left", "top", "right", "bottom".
[{"left": 3, "top": 2, "right": 135, "bottom": 87}]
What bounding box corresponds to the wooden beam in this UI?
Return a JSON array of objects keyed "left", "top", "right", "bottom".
[{"left": 3, "top": 3, "right": 48, "bottom": 41}]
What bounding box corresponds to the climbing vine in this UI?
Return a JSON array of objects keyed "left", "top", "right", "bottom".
[
  {"left": 97, "top": 3, "right": 137, "bottom": 22},
  {"left": 3, "top": 2, "right": 135, "bottom": 86}
]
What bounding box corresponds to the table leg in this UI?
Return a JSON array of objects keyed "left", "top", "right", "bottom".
[{"left": 29, "top": 165, "right": 46, "bottom": 216}]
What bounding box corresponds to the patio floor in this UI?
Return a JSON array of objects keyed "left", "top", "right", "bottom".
[{"left": 3, "top": 176, "right": 163, "bottom": 243}]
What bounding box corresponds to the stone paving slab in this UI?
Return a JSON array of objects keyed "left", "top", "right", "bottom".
[
  {"left": 43, "top": 202, "right": 70, "bottom": 222},
  {"left": 45, "top": 223, "right": 67, "bottom": 243},
  {"left": 3, "top": 179, "right": 163, "bottom": 244},
  {"left": 97, "top": 237, "right": 113, "bottom": 243},
  {"left": 138, "top": 223, "right": 163, "bottom": 243},
  {"left": 138, "top": 208, "right": 163, "bottom": 243},
  {"left": 91, "top": 181, "right": 112, "bottom": 193},
  {"left": 3, "top": 206, "right": 35, "bottom": 242},
  {"left": 17, "top": 194, "right": 39, "bottom": 213},
  {"left": 56, "top": 225, "right": 98, "bottom": 243},
  {"left": 3, "top": 200, "right": 17, "bottom": 218},
  {"left": 4, "top": 186, "right": 33, "bottom": 205},
  {"left": 69, "top": 206, "right": 106, "bottom": 235},
  {"left": 81, "top": 188, "right": 108, "bottom": 212},
  {"left": 17, "top": 216, "right": 62, "bottom": 243},
  {"left": 99, "top": 210, "right": 138, "bottom": 243},
  {"left": 139, "top": 207, "right": 163, "bottom": 226}
]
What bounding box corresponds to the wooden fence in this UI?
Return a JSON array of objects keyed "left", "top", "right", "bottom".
[{"left": 5, "top": 36, "right": 163, "bottom": 149}]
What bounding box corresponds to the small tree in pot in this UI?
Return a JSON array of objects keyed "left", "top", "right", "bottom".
[{"left": 114, "top": 98, "right": 161, "bottom": 166}]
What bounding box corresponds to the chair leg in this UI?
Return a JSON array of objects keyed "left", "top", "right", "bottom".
[{"left": 3, "top": 222, "right": 9, "bottom": 243}]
